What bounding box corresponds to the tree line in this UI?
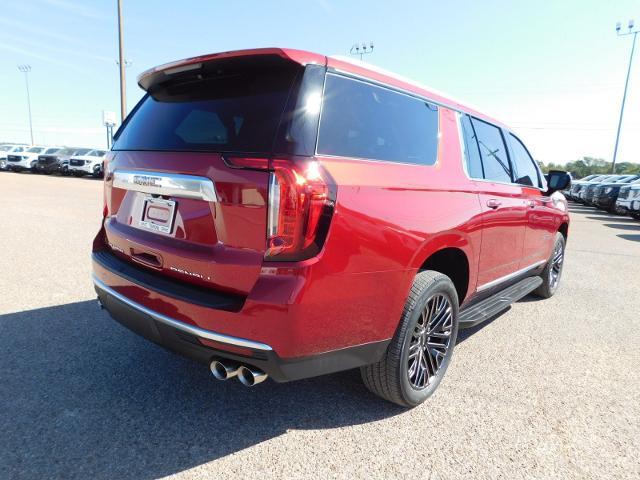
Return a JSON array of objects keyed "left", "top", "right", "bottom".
[{"left": 538, "top": 156, "right": 640, "bottom": 179}]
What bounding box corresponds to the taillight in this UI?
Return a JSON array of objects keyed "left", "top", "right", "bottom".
[
  {"left": 265, "top": 158, "right": 335, "bottom": 261},
  {"left": 102, "top": 154, "right": 115, "bottom": 219}
]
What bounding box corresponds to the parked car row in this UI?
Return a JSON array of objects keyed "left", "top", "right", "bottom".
[
  {"left": 564, "top": 173, "right": 640, "bottom": 219},
  {"left": 0, "top": 144, "right": 107, "bottom": 177}
]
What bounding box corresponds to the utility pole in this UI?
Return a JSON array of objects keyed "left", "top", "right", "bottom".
[
  {"left": 17, "top": 65, "right": 34, "bottom": 145},
  {"left": 350, "top": 42, "right": 374, "bottom": 61},
  {"left": 612, "top": 20, "right": 638, "bottom": 174},
  {"left": 117, "top": 0, "right": 127, "bottom": 122}
]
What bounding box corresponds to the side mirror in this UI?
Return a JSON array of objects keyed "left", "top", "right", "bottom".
[{"left": 546, "top": 170, "right": 571, "bottom": 195}]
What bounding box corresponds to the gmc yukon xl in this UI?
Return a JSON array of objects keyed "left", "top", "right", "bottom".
[{"left": 93, "top": 48, "right": 570, "bottom": 406}]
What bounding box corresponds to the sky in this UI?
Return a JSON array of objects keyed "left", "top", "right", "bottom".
[{"left": 0, "top": 0, "right": 639, "bottom": 165}]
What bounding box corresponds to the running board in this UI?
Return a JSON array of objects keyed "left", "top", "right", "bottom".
[{"left": 459, "top": 276, "right": 543, "bottom": 329}]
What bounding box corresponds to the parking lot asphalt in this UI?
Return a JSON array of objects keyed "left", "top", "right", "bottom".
[{"left": 1, "top": 172, "right": 639, "bottom": 480}]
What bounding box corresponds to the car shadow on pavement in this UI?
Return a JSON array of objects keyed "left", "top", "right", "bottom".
[
  {"left": 585, "top": 215, "right": 637, "bottom": 222},
  {"left": 603, "top": 223, "right": 640, "bottom": 231},
  {"left": 617, "top": 234, "right": 640, "bottom": 243},
  {"left": 0, "top": 301, "right": 405, "bottom": 480},
  {"left": 456, "top": 306, "right": 511, "bottom": 344}
]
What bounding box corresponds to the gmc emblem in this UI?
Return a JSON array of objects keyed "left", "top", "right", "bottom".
[{"left": 133, "top": 175, "right": 161, "bottom": 187}]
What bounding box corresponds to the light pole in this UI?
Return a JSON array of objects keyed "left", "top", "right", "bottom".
[
  {"left": 17, "top": 64, "right": 34, "bottom": 145},
  {"left": 611, "top": 19, "right": 638, "bottom": 173},
  {"left": 117, "top": 0, "right": 127, "bottom": 122},
  {"left": 350, "top": 41, "right": 374, "bottom": 61}
]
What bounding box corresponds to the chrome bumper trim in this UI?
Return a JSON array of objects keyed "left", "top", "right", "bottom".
[
  {"left": 113, "top": 169, "right": 217, "bottom": 202},
  {"left": 93, "top": 274, "right": 272, "bottom": 351}
]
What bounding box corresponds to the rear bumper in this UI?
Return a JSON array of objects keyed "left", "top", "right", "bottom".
[
  {"left": 92, "top": 248, "right": 395, "bottom": 381},
  {"left": 94, "top": 274, "right": 389, "bottom": 382}
]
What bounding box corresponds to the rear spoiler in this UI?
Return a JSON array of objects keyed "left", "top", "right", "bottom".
[{"left": 137, "top": 48, "right": 326, "bottom": 92}]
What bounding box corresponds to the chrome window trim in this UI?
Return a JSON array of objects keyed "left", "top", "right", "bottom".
[
  {"left": 113, "top": 169, "right": 217, "bottom": 202},
  {"left": 93, "top": 275, "right": 273, "bottom": 351},
  {"left": 329, "top": 67, "right": 463, "bottom": 114},
  {"left": 476, "top": 260, "right": 546, "bottom": 293}
]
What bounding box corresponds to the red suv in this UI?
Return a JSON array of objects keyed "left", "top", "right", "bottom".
[{"left": 93, "top": 48, "right": 570, "bottom": 407}]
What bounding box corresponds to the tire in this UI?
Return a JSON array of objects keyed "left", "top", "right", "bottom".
[
  {"left": 533, "top": 232, "right": 566, "bottom": 299},
  {"left": 361, "top": 271, "right": 459, "bottom": 407}
]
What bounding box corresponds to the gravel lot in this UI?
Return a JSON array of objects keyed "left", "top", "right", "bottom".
[{"left": 1, "top": 172, "right": 638, "bottom": 480}]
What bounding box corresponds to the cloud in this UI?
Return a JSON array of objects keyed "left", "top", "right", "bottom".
[
  {"left": 0, "top": 44, "right": 89, "bottom": 74},
  {"left": 0, "top": 32, "right": 113, "bottom": 63},
  {"left": 0, "top": 17, "right": 79, "bottom": 45},
  {"left": 41, "top": 0, "right": 105, "bottom": 20}
]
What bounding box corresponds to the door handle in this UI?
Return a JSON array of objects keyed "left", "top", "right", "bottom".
[
  {"left": 486, "top": 199, "right": 502, "bottom": 209},
  {"left": 527, "top": 200, "right": 536, "bottom": 208}
]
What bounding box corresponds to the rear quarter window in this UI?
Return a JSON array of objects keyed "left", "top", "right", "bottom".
[{"left": 317, "top": 74, "right": 439, "bottom": 165}]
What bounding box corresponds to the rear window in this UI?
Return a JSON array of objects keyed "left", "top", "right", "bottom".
[
  {"left": 113, "top": 65, "right": 298, "bottom": 153},
  {"left": 317, "top": 74, "right": 439, "bottom": 165}
]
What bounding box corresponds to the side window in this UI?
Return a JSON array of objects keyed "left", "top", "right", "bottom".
[
  {"left": 460, "top": 114, "right": 484, "bottom": 178},
  {"left": 509, "top": 134, "right": 541, "bottom": 188},
  {"left": 470, "top": 118, "right": 512, "bottom": 183},
  {"left": 317, "top": 74, "right": 439, "bottom": 165}
]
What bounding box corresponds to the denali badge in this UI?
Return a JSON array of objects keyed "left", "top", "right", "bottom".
[
  {"left": 133, "top": 175, "right": 161, "bottom": 187},
  {"left": 169, "top": 266, "right": 211, "bottom": 281}
]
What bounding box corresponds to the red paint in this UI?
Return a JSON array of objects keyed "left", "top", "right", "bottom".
[{"left": 93, "top": 49, "right": 569, "bottom": 360}]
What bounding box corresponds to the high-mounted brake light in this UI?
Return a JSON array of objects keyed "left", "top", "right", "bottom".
[{"left": 265, "top": 158, "right": 335, "bottom": 261}]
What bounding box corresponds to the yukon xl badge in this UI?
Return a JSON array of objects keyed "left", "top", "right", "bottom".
[{"left": 133, "top": 175, "right": 161, "bottom": 187}]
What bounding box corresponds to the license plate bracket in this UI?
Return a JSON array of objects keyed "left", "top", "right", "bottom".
[{"left": 139, "top": 197, "right": 176, "bottom": 234}]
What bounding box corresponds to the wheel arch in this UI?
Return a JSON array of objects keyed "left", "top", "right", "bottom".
[
  {"left": 411, "top": 235, "right": 474, "bottom": 305},
  {"left": 558, "top": 222, "right": 569, "bottom": 240}
]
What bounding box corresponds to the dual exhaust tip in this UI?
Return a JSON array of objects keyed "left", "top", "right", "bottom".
[{"left": 209, "top": 359, "right": 267, "bottom": 387}]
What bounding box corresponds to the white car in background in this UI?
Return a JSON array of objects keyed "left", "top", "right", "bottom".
[
  {"left": 67, "top": 149, "right": 107, "bottom": 177},
  {"left": 7, "top": 146, "right": 59, "bottom": 172},
  {"left": 0, "top": 144, "right": 28, "bottom": 170},
  {"left": 615, "top": 179, "right": 640, "bottom": 219}
]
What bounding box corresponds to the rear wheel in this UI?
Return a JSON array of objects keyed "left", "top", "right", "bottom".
[
  {"left": 361, "top": 271, "right": 459, "bottom": 407},
  {"left": 533, "top": 232, "right": 565, "bottom": 299}
]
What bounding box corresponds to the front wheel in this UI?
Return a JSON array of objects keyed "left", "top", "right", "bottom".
[
  {"left": 361, "top": 271, "right": 459, "bottom": 407},
  {"left": 533, "top": 232, "right": 566, "bottom": 299}
]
